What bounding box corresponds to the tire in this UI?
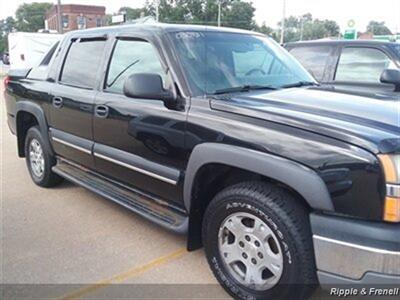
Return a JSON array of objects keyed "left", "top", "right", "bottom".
[
  {"left": 24, "top": 126, "right": 63, "bottom": 187},
  {"left": 202, "top": 181, "right": 317, "bottom": 300}
]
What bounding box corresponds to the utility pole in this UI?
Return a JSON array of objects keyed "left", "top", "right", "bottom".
[
  {"left": 300, "top": 17, "right": 304, "bottom": 41},
  {"left": 218, "top": 0, "right": 222, "bottom": 27},
  {"left": 57, "top": 0, "right": 63, "bottom": 34},
  {"left": 155, "top": 0, "right": 159, "bottom": 22},
  {"left": 280, "top": 0, "right": 286, "bottom": 44}
]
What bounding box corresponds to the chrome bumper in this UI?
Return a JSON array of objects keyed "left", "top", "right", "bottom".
[
  {"left": 310, "top": 213, "right": 400, "bottom": 284},
  {"left": 313, "top": 235, "right": 400, "bottom": 280}
]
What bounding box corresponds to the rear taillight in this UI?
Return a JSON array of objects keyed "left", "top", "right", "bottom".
[{"left": 3, "top": 75, "right": 10, "bottom": 87}]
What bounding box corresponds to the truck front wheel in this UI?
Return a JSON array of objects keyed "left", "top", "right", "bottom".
[{"left": 202, "top": 181, "right": 317, "bottom": 300}]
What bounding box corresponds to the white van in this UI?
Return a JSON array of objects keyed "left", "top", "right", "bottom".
[{"left": 8, "top": 32, "right": 62, "bottom": 69}]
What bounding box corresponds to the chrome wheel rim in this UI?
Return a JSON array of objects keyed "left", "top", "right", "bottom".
[
  {"left": 29, "top": 139, "right": 45, "bottom": 178},
  {"left": 218, "top": 212, "right": 283, "bottom": 291}
]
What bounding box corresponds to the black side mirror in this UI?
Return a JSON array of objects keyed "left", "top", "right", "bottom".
[
  {"left": 123, "top": 73, "right": 176, "bottom": 103},
  {"left": 380, "top": 69, "right": 400, "bottom": 92}
]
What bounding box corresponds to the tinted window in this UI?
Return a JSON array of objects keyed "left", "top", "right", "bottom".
[
  {"left": 61, "top": 40, "right": 106, "bottom": 88},
  {"left": 40, "top": 42, "right": 59, "bottom": 66},
  {"left": 28, "top": 42, "right": 60, "bottom": 80},
  {"left": 289, "top": 46, "right": 332, "bottom": 81},
  {"left": 105, "top": 39, "right": 169, "bottom": 94},
  {"left": 335, "top": 47, "right": 392, "bottom": 83}
]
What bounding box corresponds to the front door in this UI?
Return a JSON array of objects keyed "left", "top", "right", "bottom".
[
  {"left": 49, "top": 37, "right": 107, "bottom": 169},
  {"left": 93, "top": 37, "right": 187, "bottom": 206}
]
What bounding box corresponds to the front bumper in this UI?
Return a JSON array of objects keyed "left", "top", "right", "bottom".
[{"left": 310, "top": 213, "right": 400, "bottom": 285}]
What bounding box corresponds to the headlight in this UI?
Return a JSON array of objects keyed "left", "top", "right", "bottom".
[
  {"left": 379, "top": 154, "right": 400, "bottom": 184},
  {"left": 379, "top": 154, "right": 400, "bottom": 222}
]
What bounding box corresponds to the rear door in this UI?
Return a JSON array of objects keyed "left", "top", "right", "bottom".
[{"left": 49, "top": 37, "right": 107, "bottom": 169}]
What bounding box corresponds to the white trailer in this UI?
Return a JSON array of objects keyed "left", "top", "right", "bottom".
[{"left": 8, "top": 32, "right": 62, "bottom": 69}]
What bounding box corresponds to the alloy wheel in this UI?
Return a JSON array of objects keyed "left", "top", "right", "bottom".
[
  {"left": 29, "top": 138, "right": 45, "bottom": 178},
  {"left": 218, "top": 212, "right": 284, "bottom": 291}
]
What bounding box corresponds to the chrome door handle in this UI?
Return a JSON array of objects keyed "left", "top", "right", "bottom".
[
  {"left": 52, "top": 96, "right": 63, "bottom": 108},
  {"left": 95, "top": 105, "right": 109, "bottom": 118}
]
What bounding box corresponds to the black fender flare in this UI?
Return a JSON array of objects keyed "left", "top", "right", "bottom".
[
  {"left": 15, "top": 101, "right": 54, "bottom": 157},
  {"left": 183, "top": 143, "right": 334, "bottom": 212}
]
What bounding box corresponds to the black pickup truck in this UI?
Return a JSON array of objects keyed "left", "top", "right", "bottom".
[{"left": 4, "top": 24, "right": 400, "bottom": 300}]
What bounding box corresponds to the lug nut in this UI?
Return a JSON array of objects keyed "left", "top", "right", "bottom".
[
  {"left": 254, "top": 241, "right": 260, "bottom": 247},
  {"left": 239, "top": 241, "right": 245, "bottom": 247},
  {"left": 242, "top": 253, "right": 248, "bottom": 259},
  {"left": 251, "top": 258, "right": 257, "bottom": 264},
  {"left": 258, "top": 252, "right": 263, "bottom": 259},
  {"left": 245, "top": 235, "right": 251, "bottom": 241}
]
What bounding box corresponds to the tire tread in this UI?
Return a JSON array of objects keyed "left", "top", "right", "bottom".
[{"left": 203, "top": 180, "right": 317, "bottom": 300}]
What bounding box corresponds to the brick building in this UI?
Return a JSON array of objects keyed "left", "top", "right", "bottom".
[{"left": 45, "top": 4, "right": 106, "bottom": 33}]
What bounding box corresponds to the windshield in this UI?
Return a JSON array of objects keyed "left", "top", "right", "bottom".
[{"left": 170, "top": 31, "right": 315, "bottom": 95}]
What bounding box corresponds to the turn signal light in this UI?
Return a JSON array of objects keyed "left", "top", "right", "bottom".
[
  {"left": 379, "top": 154, "right": 400, "bottom": 222},
  {"left": 384, "top": 196, "right": 400, "bottom": 222}
]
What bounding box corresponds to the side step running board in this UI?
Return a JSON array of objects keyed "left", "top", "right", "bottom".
[{"left": 52, "top": 160, "right": 188, "bottom": 234}]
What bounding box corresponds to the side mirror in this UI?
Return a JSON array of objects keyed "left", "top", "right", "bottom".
[
  {"left": 380, "top": 69, "right": 400, "bottom": 92},
  {"left": 123, "top": 73, "right": 176, "bottom": 103}
]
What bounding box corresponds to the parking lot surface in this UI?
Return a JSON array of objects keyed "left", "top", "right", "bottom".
[
  {"left": 0, "top": 84, "right": 229, "bottom": 299},
  {"left": 1, "top": 84, "right": 329, "bottom": 299}
]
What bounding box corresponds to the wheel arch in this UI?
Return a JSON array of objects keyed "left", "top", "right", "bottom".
[
  {"left": 184, "top": 143, "right": 333, "bottom": 250},
  {"left": 15, "top": 101, "right": 53, "bottom": 157}
]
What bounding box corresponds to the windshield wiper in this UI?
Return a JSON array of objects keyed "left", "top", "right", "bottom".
[
  {"left": 107, "top": 59, "right": 140, "bottom": 88},
  {"left": 213, "top": 85, "right": 277, "bottom": 95},
  {"left": 281, "top": 81, "right": 319, "bottom": 89}
]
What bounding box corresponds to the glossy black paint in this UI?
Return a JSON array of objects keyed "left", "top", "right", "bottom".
[
  {"left": 285, "top": 40, "right": 400, "bottom": 97},
  {"left": 5, "top": 24, "right": 397, "bottom": 222}
]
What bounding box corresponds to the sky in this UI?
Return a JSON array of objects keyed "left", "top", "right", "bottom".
[{"left": 1, "top": 0, "right": 399, "bottom": 33}]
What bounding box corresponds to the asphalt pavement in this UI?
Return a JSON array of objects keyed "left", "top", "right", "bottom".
[
  {"left": 0, "top": 83, "right": 228, "bottom": 299},
  {"left": 1, "top": 82, "right": 328, "bottom": 300}
]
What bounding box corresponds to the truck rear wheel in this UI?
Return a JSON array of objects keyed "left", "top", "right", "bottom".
[
  {"left": 202, "top": 181, "right": 317, "bottom": 300},
  {"left": 24, "top": 126, "right": 63, "bottom": 187}
]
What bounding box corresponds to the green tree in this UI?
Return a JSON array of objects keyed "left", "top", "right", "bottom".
[
  {"left": 105, "top": 14, "right": 112, "bottom": 26},
  {"left": 256, "top": 22, "right": 278, "bottom": 41},
  {"left": 0, "top": 17, "right": 16, "bottom": 53},
  {"left": 223, "top": 1, "right": 255, "bottom": 30},
  {"left": 367, "top": 21, "right": 392, "bottom": 35},
  {"left": 277, "top": 15, "right": 302, "bottom": 42},
  {"left": 302, "top": 20, "right": 326, "bottom": 40},
  {"left": 146, "top": 0, "right": 256, "bottom": 29},
  {"left": 278, "top": 14, "right": 340, "bottom": 42},
  {"left": 257, "top": 22, "right": 274, "bottom": 35},
  {"left": 119, "top": 7, "right": 147, "bottom": 21},
  {"left": 15, "top": 2, "right": 53, "bottom": 32},
  {"left": 322, "top": 20, "right": 340, "bottom": 37}
]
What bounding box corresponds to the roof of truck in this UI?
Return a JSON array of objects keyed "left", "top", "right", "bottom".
[
  {"left": 285, "top": 39, "right": 398, "bottom": 47},
  {"left": 65, "top": 22, "right": 262, "bottom": 37}
]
